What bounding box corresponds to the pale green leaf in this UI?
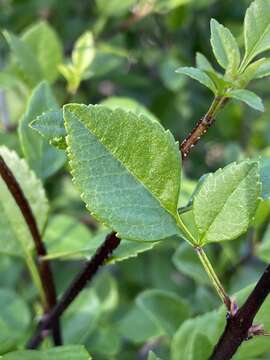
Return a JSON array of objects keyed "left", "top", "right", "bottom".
[
  {"left": 0, "top": 289, "right": 30, "bottom": 353},
  {"left": 193, "top": 161, "right": 261, "bottom": 244},
  {"left": 136, "top": 289, "right": 191, "bottom": 337},
  {"left": 64, "top": 104, "right": 181, "bottom": 241},
  {"left": 30, "top": 110, "right": 66, "bottom": 149},
  {"left": 227, "top": 89, "right": 264, "bottom": 112},
  {"left": 19, "top": 81, "right": 66, "bottom": 179},
  {"left": 58, "top": 64, "right": 80, "bottom": 94},
  {"left": 2, "top": 346, "right": 91, "bottom": 360},
  {"left": 254, "top": 58, "right": 270, "bottom": 78},
  {"left": 72, "top": 31, "right": 95, "bottom": 74},
  {"left": 243, "top": 0, "right": 270, "bottom": 66},
  {"left": 175, "top": 67, "right": 216, "bottom": 93},
  {"left": 101, "top": 96, "right": 159, "bottom": 123},
  {"left": 196, "top": 52, "right": 215, "bottom": 73},
  {"left": 210, "top": 19, "right": 240, "bottom": 74},
  {"left": 237, "top": 58, "right": 267, "bottom": 87},
  {"left": 22, "top": 21, "right": 63, "bottom": 83},
  {"left": 3, "top": 30, "right": 43, "bottom": 87},
  {"left": 0, "top": 146, "right": 48, "bottom": 256}
]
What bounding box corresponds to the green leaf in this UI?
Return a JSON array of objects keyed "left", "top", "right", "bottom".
[
  {"left": 193, "top": 161, "right": 261, "bottom": 245},
  {"left": 22, "top": 21, "right": 63, "bottom": 83},
  {"left": 175, "top": 67, "right": 217, "bottom": 93},
  {"left": 72, "top": 31, "right": 95, "bottom": 74},
  {"left": 254, "top": 58, "right": 270, "bottom": 78},
  {"left": 210, "top": 19, "right": 240, "bottom": 74},
  {"left": 64, "top": 104, "right": 182, "bottom": 241},
  {"left": 101, "top": 96, "right": 159, "bottom": 123},
  {"left": 196, "top": 52, "right": 216, "bottom": 73},
  {"left": 42, "top": 215, "right": 159, "bottom": 262},
  {"left": 226, "top": 89, "right": 264, "bottom": 112},
  {"left": 30, "top": 110, "right": 67, "bottom": 149},
  {"left": 3, "top": 30, "right": 43, "bottom": 87},
  {"left": 0, "top": 146, "right": 48, "bottom": 256},
  {"left": 0, "top": 289, "right": 30, "bottom": 353},
  {"left": 2, "top": 346, "right": 91, "bottom": 359},
  {"left": 95, "top": 0, "right": 137, "bottom": 17},
  {"left": 136, "top": 289, "right": 191, "bottom": 337},
  {"left": 236, "top": 58, "right": 266, "bottom": 87},
  {"left": 19, "top": 81, "right": 66, "bottom": 179},
  {"left": 243, "top": 0, "right": 270, "bottom": 67},
  {"left": 58, "top": 63, "right": 80, "bottom": 94}
]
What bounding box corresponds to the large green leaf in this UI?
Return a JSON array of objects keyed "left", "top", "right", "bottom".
[
  {"left": 3, "top": 30, "right": 43, "bottom": 87},
  {"left": 0, "top": 146, "right": 48, "bottom": 256},
  {"left": 2, "top": 346, "right": 91, "bottom": 359},
  {"left": 22, "top": 21, "right": 63, "bottom": 83},
  {"left": 64, "top": 104, "right": 182, "bottom": 241},
  {"left": 193, "top": 161, "right": 261, "bottom": 244},
  {"left": 19, "top": 82, "right": 66, "bottom": 179},
  {"left": 210, "top": 19, "right": 240, "bottom": 75},
  {"left": 0, "top": 289, "right": 30, "bottom": 353},
  {"left": 243, "top": 0, "right": 270, "bottom": 67}
]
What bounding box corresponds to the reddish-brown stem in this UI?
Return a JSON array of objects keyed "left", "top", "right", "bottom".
[
  {"left": 27, "top": 232, "right": 121, "bottom": 349},
  {"left": 180, "top": 96, "right": 228, "bottom": 159},
  {"left": 210, "top": 263, "right": 270, "bottom": 359},
  {"left": 0, "top": 155, "right": 62, "bottom": 346}
]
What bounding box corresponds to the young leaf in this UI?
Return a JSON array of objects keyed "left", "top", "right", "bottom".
[
  {"left": 64, "top": 104, "right": 181, "bottom": 241},
  {"left": 3, "top": 30, "right": 43, "bottom": 87},
  {"left": 0, "top": 289, "right": 30, "bottom": 353},
  {"left": 236, "top": 58, "right": 266, "bottom": 87},
  {"left": 22, "top": 21, "right": 63, "bottom": 84},
  {"left": 72, "top": 31, "right": 95, "bottom": 74},
  {"left": 210, "top": 19, "right": 240, "bottom": 75},
  {"left": 193, "top": 161, "right": 261, "bottom": 245},
  {"left": 254, "top": 58, "right": 270, "bottom": 78},
  {"left": 196, "top": 52, "right": 216, "bottom": 73},
  {"left": 0, "top": 146, "right": 49, "bottom": 257},
  {"left": 2, "top": 346, "right": 91, "bottom": 360},
  {"left": 30, "top": 110, "right": 67, "bottom": 149},
  {"left": 19, "top": 81, "right": 66, "bottom": 179},
  {"left": 243, "top": 0, "right": 270, "bottom": 67},
  {"left": 226, "top": 89, "right": 264, "bottom": 112},
  {"left": 175, "top": 67, "right": 217, "bottom": 93}
]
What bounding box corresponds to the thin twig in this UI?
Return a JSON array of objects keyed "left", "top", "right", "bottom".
[
  {"left": 210, "top": 263, "right": 270, "bottom": 359},
  {"left": 0, "top": 155, "right": 62, "bottom": 346},
  {"left": 27, "top": 232, "right": 121, "bottom": 349}
]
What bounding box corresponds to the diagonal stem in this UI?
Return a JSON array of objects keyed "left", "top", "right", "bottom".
[
  {"left": 180, "top": 96, "right": 228, "bottom": 159},
  {"left": 0, "top": 155, "right": 62, "bottom": 346},
  {"left": 210, "top": 263, "right": 270, "bottom": 360},
  {"left": 27, "top": 232, "right": 120, "bottom": 349}
]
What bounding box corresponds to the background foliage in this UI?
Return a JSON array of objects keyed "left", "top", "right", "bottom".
[{"left": 1, "top": 0, "right": 270, "bottom": 359}]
